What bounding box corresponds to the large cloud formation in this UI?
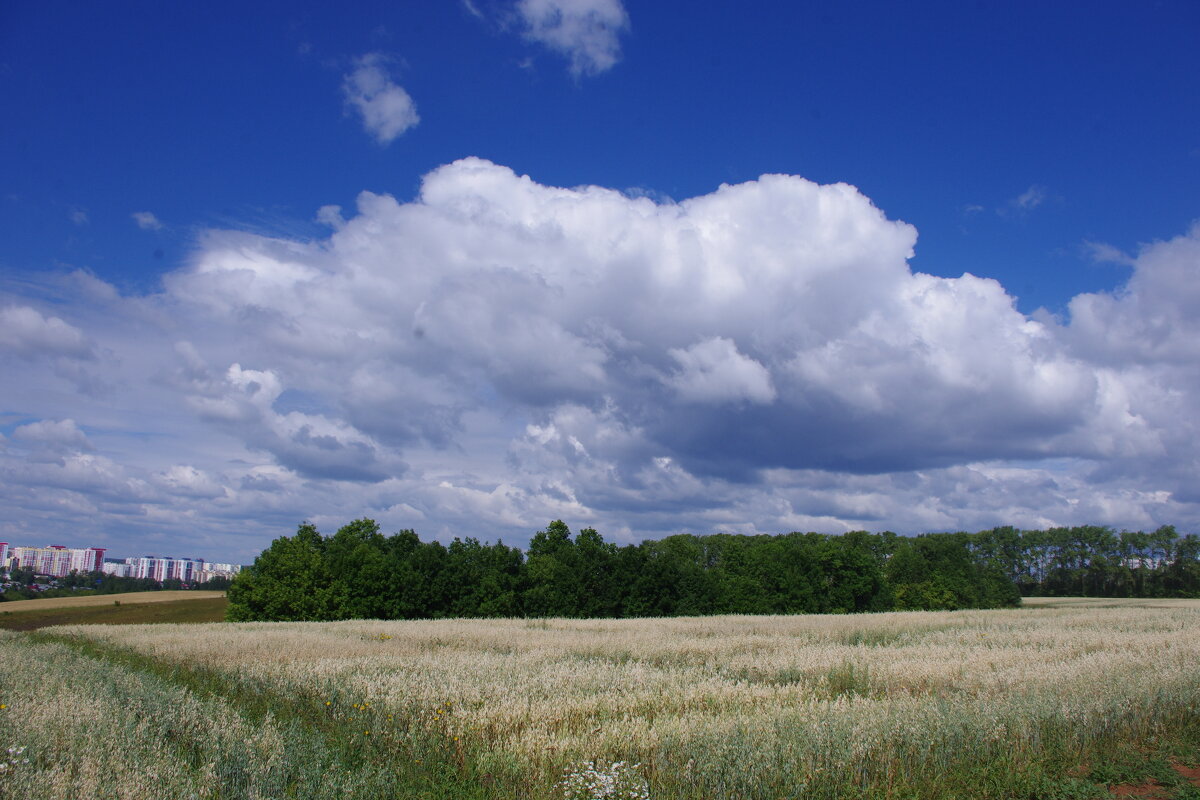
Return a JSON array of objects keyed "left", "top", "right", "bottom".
[{"left": 1, "top": 160, "right": 1196, "bottom": 559}]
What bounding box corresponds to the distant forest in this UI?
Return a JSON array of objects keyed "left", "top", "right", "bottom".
[{"left": 226, "top": 520, "right": 1200, "bottom": 622}]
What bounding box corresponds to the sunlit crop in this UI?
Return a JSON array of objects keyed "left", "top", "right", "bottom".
[{"left": 6, "top": 600, "right": 1199, "bottom": 799}]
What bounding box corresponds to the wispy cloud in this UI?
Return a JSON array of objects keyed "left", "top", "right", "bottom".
[
  {"left": 132, "top": 211, "right": 164, "bottom": 231},
  {"left": 342, "top": 54, "right": 420, "bottom": 145},
  {"left": 516, "top": 0, "right": 630, "bottom": 77},
  {"left": 1083, "top": 240, "right": 1135, "bottom": 266},
  {"left": 999, "top": 184, "right": 1050, "bottom": 216},
  {"left": 1014, "top": 184, "right": 1047, "bottom": 210}
]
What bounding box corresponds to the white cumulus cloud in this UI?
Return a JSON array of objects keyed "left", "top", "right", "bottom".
[
  {"left": 667, "top": 337, "right": 776, "bottom": 405},
  {"left": 342, "top": 54, "right": 420, "bottom": 144},
  {"left": 12, "top": 419, "right": 93, "bottom": 451},
  {"left": 2, "top": 160, "right": 1199, "bottom": 559},
  {"left": 0, "top": 305, "right": 93, "bottom": 359}
]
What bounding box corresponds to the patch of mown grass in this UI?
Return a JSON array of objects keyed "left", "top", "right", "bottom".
[
  {"left": 0, "top": 596, "right": 229, "bottom": 630},
  {"left": 31, "top": 630, "right": 496, "bottom": 800}
]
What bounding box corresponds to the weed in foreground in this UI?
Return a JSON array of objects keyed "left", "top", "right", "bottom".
[
  {"left": 558, "top": 760, "right": 650, "bottom": 800},
  {"left": 0, "top": 745, "right": 31, "bottom": 776},
  {"left": 1010, "top": 774, "right": 1110, "bottom": 800},
  {"left": 1089, "top": 752, "right": 1183, "bottom": 789}
]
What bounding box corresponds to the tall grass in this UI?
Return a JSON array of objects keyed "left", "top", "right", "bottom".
[
  {"left": 0, "top": 630, "right": 486, "bottom": 800},
  {"left": 10, "top": 602, "right": 1200, "bottom": 799}
]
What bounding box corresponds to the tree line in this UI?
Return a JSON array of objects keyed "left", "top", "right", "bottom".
[
  {"left": 226, "top": 520, "right": 1200, "bottom": 622},
  {"left": 226, "top": 520, "right": 1034, "bottom": 621},
  {"left": 971, "top": 524, "right": 1200, "bottom": 598}
]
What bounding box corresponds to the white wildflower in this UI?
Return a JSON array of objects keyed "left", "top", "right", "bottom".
[
  {"left": 0, "top": 746, "right": 29, "bottom": 776},
  {"left": 558, "top": 759, "right": 650, "bottom": 800}
]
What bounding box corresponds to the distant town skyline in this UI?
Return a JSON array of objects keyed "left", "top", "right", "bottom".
[
  {"left": 2, "top": 541, "right": 242, "bottom": 582},
  {"left": 2, "top": 0, "right": 1199, "bottom": 562}
]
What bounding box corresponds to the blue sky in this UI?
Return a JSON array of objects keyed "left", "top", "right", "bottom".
[{"left": 1, "top": 0, "right": 1198, "bottom": 562}]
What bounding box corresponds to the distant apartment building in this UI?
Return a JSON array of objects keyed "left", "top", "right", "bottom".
[
  {"left": 8, "top": 545, "right": 106, "bottom": 577},
  {"left": 121, "top": 556, "right": 241, "bottom": 583},
  {"left": 100, "top": 559, "right": 131, "bottom": 578},
  {"left": 7, "top": 543, "right": 241, "bottom": 583},
  {"left": 196, "top": 562, "right": 242, "bottom": 583},
  {"left": 126, "top": 556, "right": 199, "bottom": 582},
  {"left": 69, "top": 547, "right": 106, "bottom": 574}
]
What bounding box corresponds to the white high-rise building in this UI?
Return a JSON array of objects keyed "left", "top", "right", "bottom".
[
  {"left": 9, "top": 545, "right": 105, "bottom": 577},
  {"left": 3, "top": 543, "right": 239, "bottom": 584},
  {"left": 127, "top": 556, "right": 207, "bottom": 582},
  {"left": 101, "top": 559, "right": 131, "bottom": 577}
]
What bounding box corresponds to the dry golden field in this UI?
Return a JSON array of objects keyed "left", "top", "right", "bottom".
[
  {"left": 2, "top": 599, "right": 1191, "bottom": 799},
  {"left": 0, "top": 589, "right": 224, "bottom": 612}
]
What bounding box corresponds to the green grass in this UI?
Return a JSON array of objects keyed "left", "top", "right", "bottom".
[{"left": 0, "top": 596, "right": 229, "bottom": 630}]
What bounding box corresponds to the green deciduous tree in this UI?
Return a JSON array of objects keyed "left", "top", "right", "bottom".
[{"left": 226, "top": 522, "right": 337, "bottom": 621}]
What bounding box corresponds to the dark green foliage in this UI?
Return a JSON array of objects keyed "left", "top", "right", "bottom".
[
  {"left": 524, "top": 520, "right": 586, "bottom": 617},
  {"left": 8, "top": 565, "right": 37, "bottom": 585},
  {"left": 971, "top": 523, "right": 1200, "bottom": 599},
  {"left": 227, "top": 520, "right": 531, "bottom": 622},
  {"left": 226, "top": 522, "right": 337, "bottom": 621},
  {"left": 889, "top": 533, "right": 1020, "bottom": 610},
  {"left": 225, "top": 519, "right": 1197, "bottom": 622},
  {"left": 195, "top": 574, "right": 233, "bottom": 590},
  {"left": 1008, "top": 775, "right": 1111, "bottom": 800},
  {"left": 227, "top": 519, "right": 1041, "bottom": 622},
  {"left": 1087, "top": 752, "right": 1182, "bottom": 788}
]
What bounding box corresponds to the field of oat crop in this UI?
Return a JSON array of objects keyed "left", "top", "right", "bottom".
[{"left": 3, "top": 601, "right": 1199, "bottom": 799}]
